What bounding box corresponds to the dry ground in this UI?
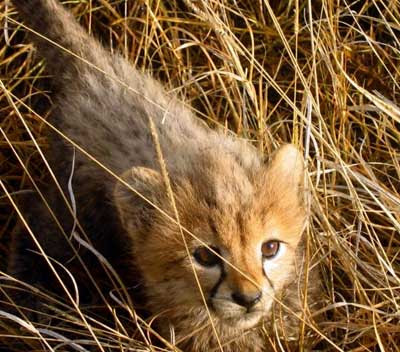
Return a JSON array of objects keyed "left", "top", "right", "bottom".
[{"left": 0, "top": 0, "right": 399, "bottom": 350}]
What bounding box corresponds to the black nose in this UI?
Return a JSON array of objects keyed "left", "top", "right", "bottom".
[{"left": 231, "top": 291, "right": 262, "bottom": 309}]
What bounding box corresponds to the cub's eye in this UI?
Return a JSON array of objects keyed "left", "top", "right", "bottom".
[
  {"left": 193, "top": 246, "right": 221, "bottom": 267},
  {"left": 261, "top": 240, "right": 280, "bottom": 259}
]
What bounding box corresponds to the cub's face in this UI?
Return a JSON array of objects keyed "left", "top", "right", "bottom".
[
  {"left": 175, "top": 201, "right": 304, "bottom": 330},
  {"left": 114, "top": 145, "right": 305, "bottom": 331}
]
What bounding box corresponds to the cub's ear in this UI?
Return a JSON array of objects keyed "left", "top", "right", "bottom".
[
  {"left": 267, "top": 144, "right": 304, "bottom": 189},
  {"left": 263, "top": 145, "right": 306, "bottom": 242},
  {"left": 113, "top": 167, "right": 164, "bottom": 230},
  {"left": 263, "top": 144, "right": 305, "bottom": 208}
]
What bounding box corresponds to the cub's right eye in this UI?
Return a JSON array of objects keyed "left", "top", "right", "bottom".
[
  {"left": 193, "top": 246, "right": 221, "bottom": 267},
  {"left": 261, "top": 240, "right": 281, "bottom": 259}
]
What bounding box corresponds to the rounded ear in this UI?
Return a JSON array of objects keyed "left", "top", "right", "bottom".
[
  {"left": 113, "top": 167, "right": 164, "bottom": 230},
  {"left": 262, "top": 144, "right": 305, "bottom": 210},
  {"left": 262, "top": 145, "right": 306, "bottom": 244},
  {"left": 267, "top": 144, "right": 304, "bottom": 189}
]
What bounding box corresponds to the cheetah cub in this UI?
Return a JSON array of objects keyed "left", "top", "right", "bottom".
[{"left": 8, "top": 0, "right": 319, "bottom": 350}]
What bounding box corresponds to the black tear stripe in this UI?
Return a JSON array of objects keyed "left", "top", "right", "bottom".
[
  {"left": 209, "top": 263, "right": 226, "bottom": 302},
  {"left": 262, "top": 262, "right": 275, "bottom": 291}
]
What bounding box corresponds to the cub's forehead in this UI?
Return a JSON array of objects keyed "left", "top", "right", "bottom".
[
  {"left": 190, "top": 161, "right": 258, "bottom": 210},
  {"left": 173, "top": 153, "right": 269, "bottom": 244},
  {"left": 190, "top": 204, "right": 268, "bottom": 250},
  {"left": 212, "top": 171, "right": 255, "bottom": 207}
]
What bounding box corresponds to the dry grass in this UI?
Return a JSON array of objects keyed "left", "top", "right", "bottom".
[{"left": 1, "top": 0, "right": 399, "bottom": 350}]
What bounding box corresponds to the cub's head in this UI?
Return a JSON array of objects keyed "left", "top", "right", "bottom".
[{"left": 114, "top": 144, "right": 305, "bottom": 332}]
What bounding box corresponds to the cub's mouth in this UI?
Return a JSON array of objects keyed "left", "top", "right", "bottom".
[
  {"left": 208, "top": 298, "right": 265, "bottom": 329},
  {"left": 218, "top": 310, "right": 264, "bottom": 330}
]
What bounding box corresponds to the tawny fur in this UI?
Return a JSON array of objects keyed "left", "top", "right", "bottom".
[{"left": 8, "top": 1, "right": 320, "bottom": 351}]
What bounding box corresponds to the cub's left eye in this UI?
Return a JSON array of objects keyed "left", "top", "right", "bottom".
[
  {"left": 261, "top": 240, "right": 280, "bottom": 259},
  {"left": 193, "top": 246, "right": 221, "bottom": 267}
]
